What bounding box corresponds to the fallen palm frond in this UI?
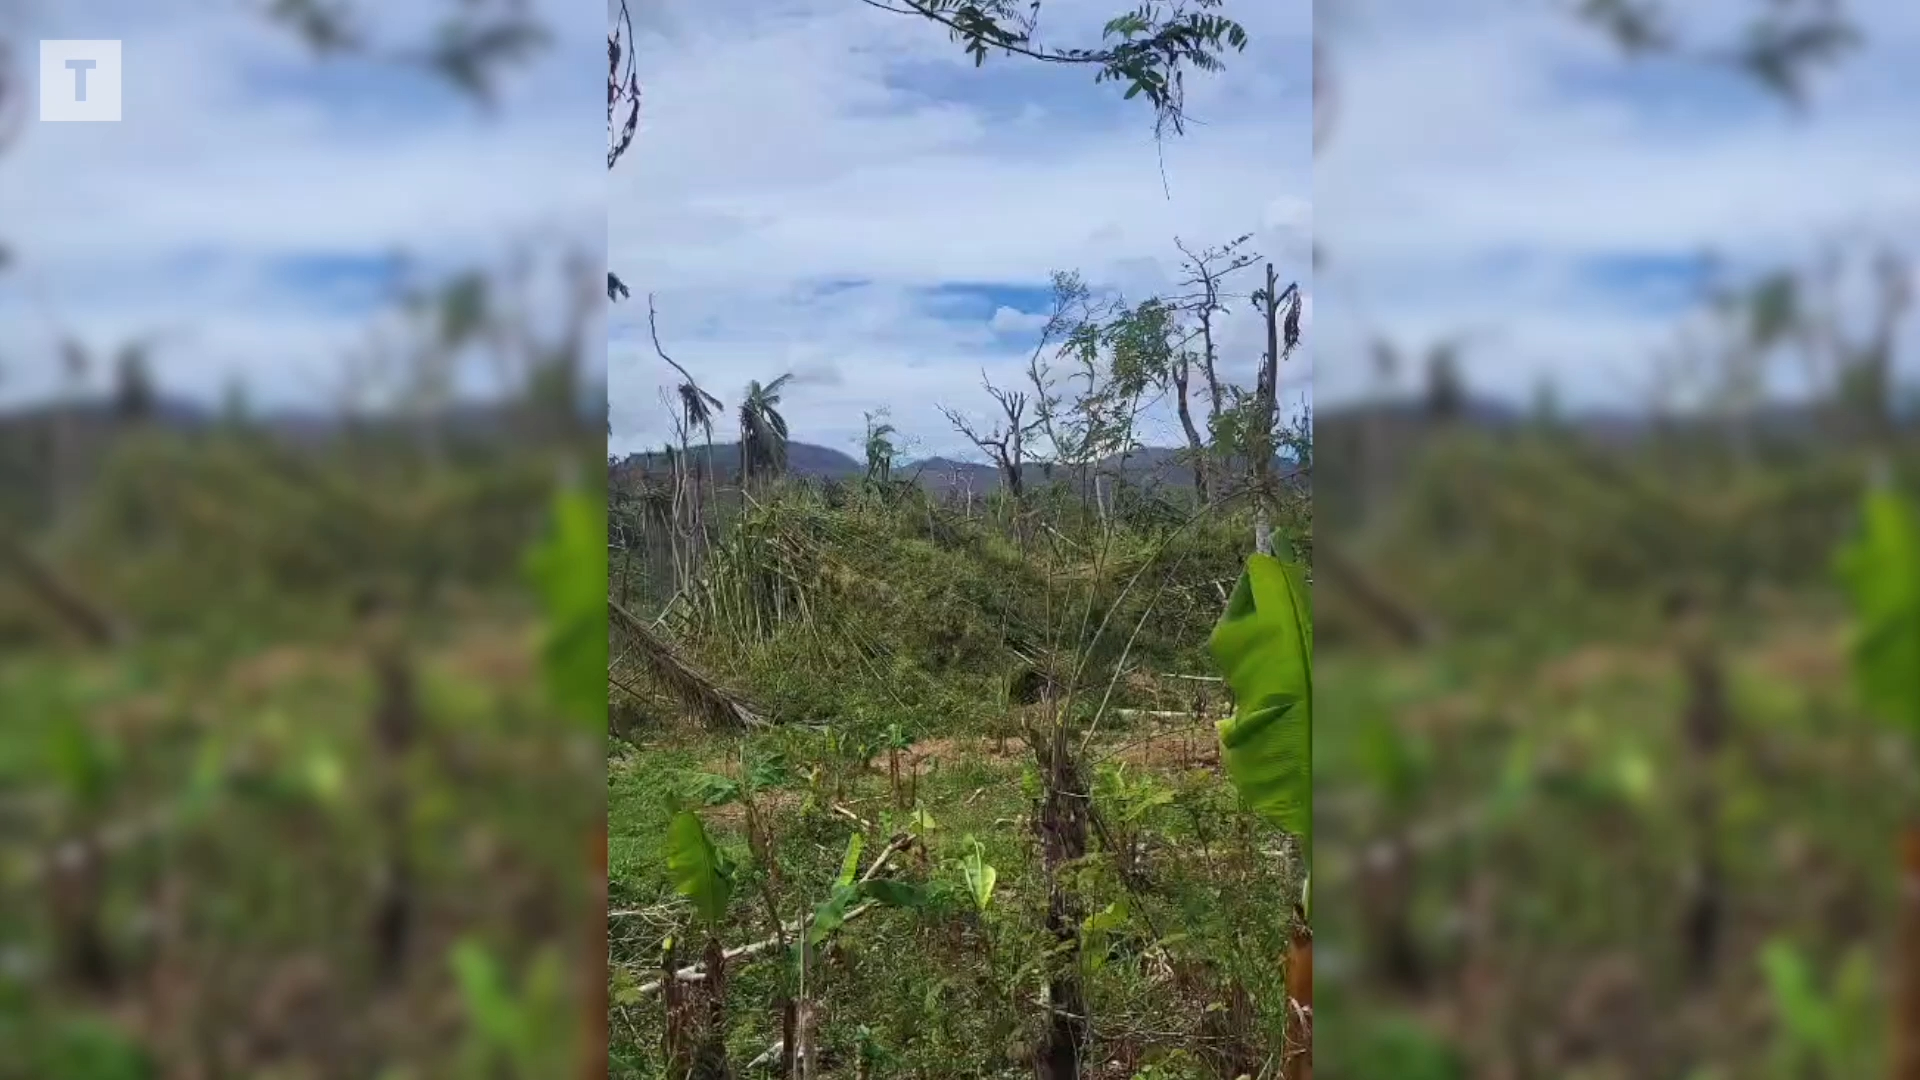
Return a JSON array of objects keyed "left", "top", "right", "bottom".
[
  {"left": 0, "top": 530, "right": 124, "bottom": 647},
  {"left": 611, "top": 598, "right": 765, "bottom": 730}
]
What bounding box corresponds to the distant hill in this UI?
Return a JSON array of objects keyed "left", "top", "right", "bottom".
[{"left": 613, "top": 440, "right": 1302, "bottom": 494}]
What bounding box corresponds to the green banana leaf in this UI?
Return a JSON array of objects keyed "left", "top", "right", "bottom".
[
  {"left": 1210, "top": 553, "right": 1312, "bottom": 860},
  {"left": 1836, "top": 483, "right": 1920, "bottom": 734},
  {"left": 524, "top": 488, "right": 609, "bottom": 733},
  {"left": 665, "top": 810, "right": 735, "bottom": 927}
]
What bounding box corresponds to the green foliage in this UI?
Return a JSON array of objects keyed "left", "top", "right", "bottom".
[
  {"left": 959, "top": 835, "right": 999, "bottom": 912},
  {"left": 1210, "top": 554, "right": 1312, "bottom": 856},
  {"left": 450, "top": 940, "right": 570, "bottom": 1077},
  {"left": 24, "top": 1015, "right": 153, "bottom": 1080},
  {"left": 664, "top": 811, "right": 736, "bottom": 928},
  {"left": 891, "top": 0, "right": 1248, "bottom": 134},
  {"left": 1758, "top": 939, "right": 1876, "bottom": 1078},
  {"left": 1080, "top": 899, "right": 1129, "bottom": 974},
  {"left": 526, "top": 486, "right": 610, "bottom": 732},
  {"left": 1836, "top": 481, "right": 1920, "bottom": 734}
]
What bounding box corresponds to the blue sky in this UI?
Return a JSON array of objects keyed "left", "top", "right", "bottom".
[
  {"left": 609, "top": 0, "right": 1313, "bottom": 460},
  {"left": 1316, "top": 0, "right": 1920, "bottom": 410},
  {"left": 16, "top": 0, "right": 1899, "bottom": 444},
  {"left": 0, "top": 0, "right": 602, "bottom": 410}
]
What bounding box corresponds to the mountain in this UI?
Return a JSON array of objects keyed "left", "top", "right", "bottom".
[{"left": 613, "top": 440, "right": 1302, "bottom": 494}]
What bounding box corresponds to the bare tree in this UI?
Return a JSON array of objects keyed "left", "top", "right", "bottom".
[
  {"left": 1170, "top": 234, "right": 1261, "bottom": 499},
  {"left": 940, "top": 375, "right": 1036, "bottom": 498},
  {"left": 1245, "top": 263, "right": 1301, "bottom": 554}
]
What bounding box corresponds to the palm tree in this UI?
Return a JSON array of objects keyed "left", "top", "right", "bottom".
[
  {"left": 678, "top": 383, "right": 721, "bottom": 453},
  {"left": 863, "top": 411, "right": 898, "bottom": 485},
  {"left": 738, "top": 375, "right": 793, "bottom": 484}
]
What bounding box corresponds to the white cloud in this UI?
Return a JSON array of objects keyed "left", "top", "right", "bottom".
[
  {"left": 1316, "top": 0, "right": 1920, "bottom": 408},
  {"left": 610, "top": 0, "right": 1311, "bottom": 459},
  {"left": 988, "top": 306, "right": 1050, "bottom": 334},
  {"left": 0, "top": 0, "right": 602, "bottom": 408}
]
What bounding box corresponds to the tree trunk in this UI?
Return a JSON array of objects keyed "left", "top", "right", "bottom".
[
  {"left": 583, "top": 818, "right": 608, "bottom": 1080},
  {"left": 1255, "top": 263, "right": 1281, "bottom": 495},
  {"left": 1285, "top": 904, "right": 1313, "bottom": 1080},
  {"left": 1172, "top": 359, "right": 1211, "bottom": 500},
  {"left": 1894, "top": 822, "right": 1920, "bottom": 1080},
  {"left": 1035, "top": 724, "right": 1090, "bottom": 1080}
]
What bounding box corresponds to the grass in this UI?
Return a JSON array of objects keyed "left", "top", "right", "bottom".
[
  {"left": 1311, "top": 427, "right": 1915, "bottom": 1080},
  {"left": 613, "top": 478, "right": 1308, "bottom": 1079},
  {"left": 0, "top": 427, "right": 603, "bottom": 1080}
]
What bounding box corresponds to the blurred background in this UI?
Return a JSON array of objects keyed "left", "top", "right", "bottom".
[
  {"left": 1314, "top": 0, "right": 1920, "bottom": 1077},
  {"left": 0, "top": 1, "right": 605, "bottom": 1077}
]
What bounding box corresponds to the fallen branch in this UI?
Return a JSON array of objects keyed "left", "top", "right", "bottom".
[
  {"left": 0, "top": 531, "right": 124, "bottom": 647},
  {"left": 1111, "top": 708, "right": 1225, "bottom": 721},
  {"left": 611, "top": 598, "right": 766, "bottom": 729}
]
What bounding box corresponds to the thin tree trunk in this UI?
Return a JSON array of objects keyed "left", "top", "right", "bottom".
[
  {"left": 1035, "top": 723, "right": 1090, "bottom": 1080},
  {"left": 1255, "top": 263, "right": 1281, "bottom": 495},
  {"left": 796, "top": 936, "right": 814, "bottom": 1080},
  {"left": 1894, "top": 822, "right": 1920, "bottom": 1080},
  {"left": 1677, "top": 607, "right": 1727, "bottom": 985},
  {"left": 583, "top": 818, "right": 608, "bottom": 1080},
  {"left": 1285, "top": 904, "right": 1313, "bottom": 1080},
  {"left": 1173, "top": 358, "right": 1211, "bottom": 500}
]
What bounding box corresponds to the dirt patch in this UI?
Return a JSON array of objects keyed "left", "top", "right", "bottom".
[
  {"left": 1107, "top": 724, "right": 1221, "bottom": 771},
  {"left": 1537, "top": 644, "right": 1671, "bottom": 698},
  {"left": 440, "top": 624, "right": 538, "bottom": 687},
  {"left": 1745, "top": 625, "right": 1846, "bottom": 687},
  {"left": 226, "top": 644, "right": 362, "bottom": 699},
  {"left": 902, "top": 735, "right": 1026, "bottom": 770},
  {"left": 705, "top": 786, "right": 806, "bottom": 825}
]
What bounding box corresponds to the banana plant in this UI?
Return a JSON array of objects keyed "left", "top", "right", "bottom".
[
  {"left": 1210, "top": 553, "right": 1312, "bottom": 878},
  {"left": 523, "top": 486, "right": 609, "bottom": 1080},
  {"left": 660, "top": 809, "right": 737, "bottom": 1077},
  {"left": 664, "top": 811, "right": 737, "bottom": 929},
  {"left": 1835, "top": 478, "right": 1920, "bottom": 1080},
  {"left": 960, "top": 836, "right": 998, "bottom": 913},
  {"left": 1209, "top": 550, "right": 1313, "bottom": 1080}
]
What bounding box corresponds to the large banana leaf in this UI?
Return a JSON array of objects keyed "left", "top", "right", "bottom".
[
  {"left": 524, "top": 488, "right": 608, "bottom": 733},
  {"left": 1837, "top": 483, "right": 1920, "bottom": 735},
  {"left": 1210, "top": 553, "right": 1312, "bottom": 859},
  {"left": 665, "top": 811, "right": 736, "bottom": 927}
]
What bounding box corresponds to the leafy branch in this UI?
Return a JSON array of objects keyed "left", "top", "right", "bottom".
[{"left": 852, "top": 0, "right": 1249, "bottom": 134}]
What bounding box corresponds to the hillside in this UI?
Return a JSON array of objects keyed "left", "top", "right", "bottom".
[{"left": 611, "top": 440, "right": 1306, "bottom": 494}]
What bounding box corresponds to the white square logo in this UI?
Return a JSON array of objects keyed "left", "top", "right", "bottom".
[{"left": 40, "top": 40, "right": 122, "bottom": 122}]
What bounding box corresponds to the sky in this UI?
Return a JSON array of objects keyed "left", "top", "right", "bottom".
[
  {"left": 608, "top": 0, "right": 1314, "bottom": 462},
  {"left": 8, "top": 0, "right": 1908, "bottom": 445},
  {"left": 1317, "top": 0, "right": 1920, "bottom": 412},
  {"left": 0, "top": 0, "right": 603, "bottom": 412}
]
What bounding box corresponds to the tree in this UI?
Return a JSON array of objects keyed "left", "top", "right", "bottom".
[
  {"left": 738, "top": 375, "right": 794, "bottom": 483},
  {"left": 862, "top": 410, "right": 899, "bottom": 485},
  {"left": 111, "top": 340, "right": 158, "bottom": 425},
  {"left": 940, "top": 375, "right": 1036, "bottom": 498},
  {"left": 1170, "top": 234, "right": 1262, "bottom": 498},
  {"left": 1250, "top": 263, "right": 1302, "bottom": 494},
  {"left": 1422, "top": 339, "right": 1465, "bottom": 425}
]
